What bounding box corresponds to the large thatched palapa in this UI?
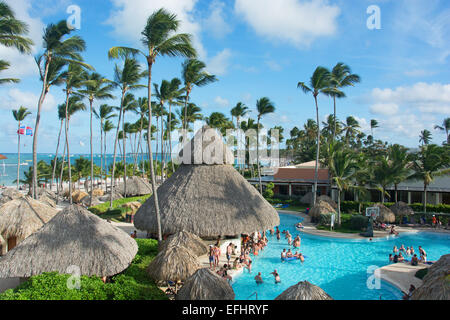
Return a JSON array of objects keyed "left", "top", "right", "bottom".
[
  {"left": 317, "top": 195, "right": 337, "bottom": 209},
  {"left": 118, "top": 176, "right": 152, "bottom": 197},
  {"left": 0, "top": 205, "right": 138, "bottom": 278},
  {"left": 158, "top": 230, "right": 209, "bottom": 256},
  {"left": 134, "top": 126, "right": 279, "bottom": 237},
  {"left": 147, "top": 246, "right": 200, "bottom": 284},
  {"left": 275, "top": 281, "right": 333, "bottom": 300},
  {"left": 411, "top": 254, "right": 450, "bottom": 300},
  {"left": 0, "top": 187, "right": 23, "bottom": 205},
  {"left": 308, "top": 200, "right": 336, "bottom": 222},
  {"left": 176, "top": 268, "right": 235, "bottom": 300},
  {"left": 374, "top": 203, "right": 395, "bottom": 223},
  {"left": 390, "top": 201, "right": 414, "bottom": 216},
  {"left": 0, "top": 196, "right": 58, "bottom": 244}
]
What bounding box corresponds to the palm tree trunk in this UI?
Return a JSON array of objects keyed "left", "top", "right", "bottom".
[
  {"left": 423, "top": 183, "right": 427, "bottom": 213},
  {"left": 89, "top": 99, "right": 94, "bottom": 206},
  {"left": 381, "top": 187, "right": 385, "bottom": 204},
  {"left": 16, "top": 122, "right": 21, "bottom": 189},
  {"left": 183, "top": 90, "right": 190, "bottom": 131},
  {"left": 50, "top": 119, "right": 64, "bottom": 191},
  {"left": 395, "top": 183, "right": 398, "bottom": 203},
  {"left": 161, "top": 115, "right": 165, "bottom": 184},
  {"left": 337, "top": 189, "right": 341, "bottom": 226},
  {"left": 57, "top": 139, "right": 67, "bottom": 204},
  {"left": 100, "top": 119, "right": 103, "bottom": 191},
  {"left": 122, "top": 110, "right": 127, "bottom": 197},
  {"left": 110, "top": 92, "right": 125, "bottom": 208},
  {"left": 168, "top": 104, "right": 175, "bottom": 173},
  {"left": 313, "top": 96, "right": 320, "bottom": 207},
  {"left": 257, "top": 117, "right": 263, "bottom": 194},
  {"left": 104, "top": 132, "right": 107, "bottom": 192},
  {"left": 64, "top": 92, "right": 73, "bottom": 205},
  {"left": 147, "top": 60, "right": 162, "bottom": 242},
  {"left": 333, "top": 96, "right": 336, "bottom": 141}
]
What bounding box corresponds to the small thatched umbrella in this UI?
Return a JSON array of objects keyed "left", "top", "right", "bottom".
[
  {"left": 72, "top": 190, "right": 88, "bottom": 204},
  {"left": 134, "top": 126, "right": 279, "bottom": 237},
  {"left": 147, "top": 246, "right": 200, "bottom": 284},
  {"left": 374, "top": 203, "right": 395, "bottom": 223},
  {"left": 99, "top": 190, "right": 124, "bottom": 202},
  {"left": 411, "top": 254, "right": 450, "bottom": 300},
  {"left": 0, "top": 196, "right": 58, "bottom": 244},
  {"left": 390, "top": 201, "right": 414, "bottom": 216},
  {"left": 39, "top": 194, "right": 57, "bottom": 208},
  {"left": 0, "top": 205, "right": 138, "bottom": 278},
  {"left": 81, "top": 195, "right": 102, "bottom": 207},
  {"left": 92, "top": 189, "right": 104, "bottom": 197},
  {"left": 29, "top": 187, "right": 57, "bottom": 202},
  {"left": 0, "top": 187, "right": 24, "bottom": 204},
  {"left": 275, "top": 281, "right": 333, "bottom": 300},
  {"left": 317, "top": 195, "right": 338, "bottom": 209},
  {"left": 118, "top": 176, "right": 152, "bottom": 197},
  {"left": 176, "top": 268, "right": 235, "bottom": 300},
  {"left": 308, "top": 200, "right": 336, "bottom": 222},
  {"left": 158, "top": 230, "right": 209, "bottom": 256}
]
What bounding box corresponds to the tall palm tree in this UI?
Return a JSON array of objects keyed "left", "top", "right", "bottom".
[
  {"left": 434, "top": 117, "right": 450, "bottom": 145},
  {"left": 370, "top": 119, "right": 379, "bottom": 139},
  {"left": 329, "top": 62, "right": 360, "bottom": 140},
  {"left": 240, "top": 118, "right": 261, "bottom": 177},
  {"left": 133, "top": 98, "right": 148, "bottom": 176},
  {"left": 419, "top": 129, "right": 432, "bottom": 146},
  {"left": 108, "top": 8, "right": 197, "bottom": 241},
  {"left": 153, "top": 80, "right": 171, "bottom": 182},
  {"left": 342, "top": 116, "right": 360, "bottom": 145},
  {"left": 298, "top": 66, "right": 339, "bottom": 206},
  {"left": 181, "top": 59, "right": 217, "bottom": 130},
  {"left": 388, "top": 144, "right": 411, "bottom": 203},
  {"left": 165, "top": 78, "right": 183, "bottom": 173},
  {"left": 32, "top": 20, "right": 91, "bottom": 199},
  {"left": 50, "top": 104, "right": 67, "bottom": 192},
  {"left": 109, "top": 58, "right": 145, "bottom": 207},
  {"left": 372, "top": 155, "right": 396, "bottom": 203},
  {"left": 80, "top": 73, "right": 115, "bottom": 205},
  {"left": 103, "top": 119, "right": 115, "bottom": 191},
  {"left": 176, "top": 102, "right": 203, "bottom": 132},
  {"left": 231, "top": 102, "right": 249, "bottom": 170},
  {"left": 205, "top": 112, "right": 233, "bottom": 136},
  {"left": 121, "top": 93, "right": 138, "bottom": 191},
  {"left": 0, "top": 60, "right": 19, "bottom": 84},
  {"left": 12, "top": 106, "right": 32, "bottom": 189},
  {"left": 255, "top": 97, "right": 275, "bottom": 194}
]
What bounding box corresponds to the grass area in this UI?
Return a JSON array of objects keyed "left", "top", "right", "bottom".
[
  {"left": 0, "top": 239, "right": 168, "bottom": 300},
  {"left": 88, "top": 195, "right": 151, "bottom": 222}
]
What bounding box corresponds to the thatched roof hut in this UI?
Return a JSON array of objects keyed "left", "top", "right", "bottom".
[
  {"left": 411, "top": 254, "right": 450, "bottom": 300},
  {"left": 39, "top": 194, "right": 57, "bottom": 208},
  {"left": 317, "top": 195, "right": 337, "bottom": 209},
  {"left": 118, "top": 176, "right": 152, "bottom": 197},
  {"left": 176, "top": 268, "right": 235, "bottom": 300},
  {"left": 147, "top": 246, "right": 200, "bottom": 284},
  {"left": 92, "top": 189, "right": 104, "bottom": 197},
  {"left": 0, "top": 188, "right": 23, "bottom": 204},
  {"left": 374, "top": 203, "right": 395, "bottom": 223},
  {"left": 98, "top": 190, "right": 123, "bottom": 202},
  {"left": 0, "top": 205, "right": 138, "bottom": 278},
  {"left": 390, "top": 201, "right": 414, "bottom": 216},
  {"left": 72, "top": 190, "right": 88, "bottom": 204},
  {"left": 81, "top": 196, "right": 102, "bottom": 207},
  {"left": 134, "top": 126, "right": 279, "bottom": 237},
  {"left": 29, "top": 187, "right": 57, "bottom": 202},
  {"left": 0, "top": 196, "right": 58, "bottom": 242},
  {"left": 275, "top": 281, "right": 333, "bottom": 300},
  {"left": 158, "top": 230, "right": 209, "bottom": 256},
  {"left": 308, "top": 200, "right": 336, "bottom": 221}
]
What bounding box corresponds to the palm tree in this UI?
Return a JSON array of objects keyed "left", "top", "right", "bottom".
[
  {"left": 434, "top": 117, "right": 450, "bottom": 145},
  {"left": 240, "top": 118, "right": 261, "bottom": 177},
  {"left": 103, "top": 119, "right": 115, "bottom": 191},
  {"left": 50, "top": 104, "right": 67, "bottom": 191},
  {"left": 121, "top": 93, "right": 138, "bottom": 190},
  {"left": 372, "top": 155, "right": 395, "bottom": 203},
  {"left": 329, "top": 63, "right": 360, "bottom": 140},
  {"left": 370, "top": 119, "right": 379, "bottom": 139},
  {"left": 0, "top": 60, "right": 19, "bottom": 84},
  {"left": 388, "top": 144, "right": 411, "bottom": 203},
  {"left": 419, "top": 129, "right": 432, "bottom": 146},
  {"left": 231, "top": 102, "right": 249, "bottom": 170},
  {"left": 176, "top": 102, "right": 203, "bottom": 132},
  {"left": 133, "top": 98, "right": 148, "bottom": 176},
  {"left": 109, "top": 58, "right": 145, "bottom": 207},
  {"left": 205, "top": 112, "right": 233, "bottom": 136},
  {"left": 12, "top": 106, "right": 32, "bottom": 189},
  {"left": 108, "top": 8, "right": 197, "bottom": 241},
  {"left": 298, "top": 66, "right": 339, "bottom": 206},
  {"left": 409, "top": 144, "right": 450, "bottom": 212},
  {"left": 181, "top": 59, "right": 217, "bottom": 130},
  {"left": 342, "top": 116, "right": 360, "bottom": 145},
  {"left": 32, "top": 20, "right": 91, "bottom": 199},
  {"left": 80, "top": 73, "right": 115, "bottom": 205},
  {"left": 255, "top": 97, "right": 275, "bottom": 194},
  {"left": 165, "top": 78, "right": 183, "bottom": 173}
]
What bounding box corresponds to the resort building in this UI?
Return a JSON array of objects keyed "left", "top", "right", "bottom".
[{"left": 248, "top": 161, "right": 450, "bottom": 205}]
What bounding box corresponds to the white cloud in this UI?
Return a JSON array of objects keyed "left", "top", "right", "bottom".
[
  {"left": 369, "top": 103, "right": 399, "bottom": 116},
  {"left": 234, "top": 0, "right": 340, "bottom": 48},
  {"left": 265, "top": 60, "right": 282, "bottom": 71},
  {"left": 404, "top": 69, "right": 436, "bottom": 77},
  {"left": 378, "top": 114, "right": 437, "bottom": 142},
  {"left": 106, "top": 0, "right": 206, "bottom": 58},
  {"left": 1, "top": 88, "right": 58, "bottom": 112},
  {"left": 203, "top": 0, "right": 232, "bottom": 39},
  {"left": 206, "top": 49, "right": 232, "bottom": 76},
  {"left": 214, "top": 96, "right": 229, "bottom": 108}
]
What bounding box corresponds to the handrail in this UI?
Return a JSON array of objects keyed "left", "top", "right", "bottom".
[{"left": 247, "top": 291, "right": 258, "bottom": 300}]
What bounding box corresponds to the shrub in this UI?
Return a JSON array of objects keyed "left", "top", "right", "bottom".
[
  {"left": 318, "top": 212, "right": 332, "bottom": 226},
  {"left": 263, "top": 182, "right": 275, "bottom": 199},
  {"left": 415, "top": 268, "right": 428, "bottom": 280},
  {"left": 349, "top": 215, "right": 369, "bottom": 231}
]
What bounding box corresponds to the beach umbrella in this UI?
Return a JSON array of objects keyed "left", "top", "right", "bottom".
[
  {"left": 411, "top": 254, "right": 450, "bottom": 300},
  {"left": 147, "top": 246, "right": 200, "bottom": 284},
  {"left": 275, "top": 281, "right": 334, "bottom": 300},
  {"left": 117, "top": 176, "right": 152, "bottom": 197},
  {"left": 0, "top": 187, "right": 24, "bottom": 204},
  {"left": 134, "top": 126, "right": 279, "bottom": 237},
  {"left": 374, "top": 203, "right": 395, "bottom": 223},
  {"left": 71, "top": 190, "right": 89, "bottom": 204},
  {"left": 176, "top": 268, "right": 235, "bottom": 300},
  {"left": 390, "top": 201, "right": 414, "bottom": 216},
  {"left": 0, "top": 205, "right": 138, "bottom": 278},
  {"left": 0, "top": 154, "right": 7, "bottom": 160},
  {"left": 0, "top": 196, "right": 58, "bottom": 243},
  {"left": 308, "top": 200, "right": 336, "bottom": 221},
  {"left": 158, "top": 230, "right": 209, "bottom": 256},
  {"left": 28, "top": 187, "right": 58, "bottom": 203}
]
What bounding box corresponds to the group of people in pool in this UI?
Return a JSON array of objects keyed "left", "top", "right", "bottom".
[
  {"left": 389, "top": 245, "right": 428, "bottom": 265},
  {"left": 254, "top": 269, "right": 281, "bottom": 285}
]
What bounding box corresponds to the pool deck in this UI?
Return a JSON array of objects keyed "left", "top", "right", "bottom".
[{"left": 375, "top": 262, "right": 429, "bottom": 293}]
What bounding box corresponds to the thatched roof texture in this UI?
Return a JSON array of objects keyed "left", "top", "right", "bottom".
[
  {"left": 390, "top": 201, "right": 414, "bottom": 216},
  {"left": 275, "top": 281, "right": 333, "bottom": 300},
  {"left": 176, "top": 268, "right": 235, "bottom": 300},
  {"left": 309, "top": 200, "right": 336, "bottom": 221},
  {"left": 72, "top": 190, "right": 88, "bottom": 204},
  {"left": 158, "top": 230, "right": 209, "bottom": 256},
  {"left": 0, "top": 205, "right": 138, "bottom": 278},
  {"left": 374, "top": 203, "right": 395, "bottom": 223},
  {"left": 99, "top": 190, "right": 123, "bottom": 202},
  {"left": 147, "top": 246, "right": 200, "bottom": 284},
  {"left": 121, "top": 201, "right": 142, "bottom": 215},
  {"left": 0, "top": 188, "right": 24, "bottom": 204},
  {"left": 411, "top": 254, "right": 450, "bottom": 300},
  {"left": 92, "top": 189, "right": 104, "bottom": 197},
  {"left": 81, "top": 196, "right": 102, "bottom": 207},
  {"left": 118, "top": 176, "right": 152, "bottom": 197},
  {"left": 0, "top": 196, "right": 58, "bottom": 241},
  {"left": 29, "top": 187, "right": 57, "bottom": 202},
  {"left": 317, "top": 195, "right": 337, "bottom": 209},
  {"left": 39, "top": 194, "right": 57, "bottom": 208}
]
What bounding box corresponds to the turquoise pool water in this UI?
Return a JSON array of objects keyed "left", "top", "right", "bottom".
[{"left": 232, "top": 213, "right": 450, "bottom": 300}]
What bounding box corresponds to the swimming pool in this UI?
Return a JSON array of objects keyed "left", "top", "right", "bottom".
[{"left": 232, "top": 213, "right": 450, "bottom": 300}]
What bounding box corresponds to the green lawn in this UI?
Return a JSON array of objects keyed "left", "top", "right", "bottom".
[{"left": 88, "top": 195, "right": 151, "bottom": 222}]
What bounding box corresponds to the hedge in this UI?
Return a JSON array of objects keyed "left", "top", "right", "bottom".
[{"left": 341, "top": 201, "right": 450, "bottom": 215}]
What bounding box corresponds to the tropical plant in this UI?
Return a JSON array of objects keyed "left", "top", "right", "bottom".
[
  {"left": 434, "top": 117, "right": 450, "bottom": 145},
  {"left": 50, "top": 104, "right": 67, "bottom": 192},
  {"left": 176, "top": 102, "right": 202, "bottom": 132},
  {"left": 370, "top": 119, "right": 379, "bottom": 139},
  {"left": 12, "top": 106, "right": 32, "bottom": 189},
  {"left": 0, "top": 60, "right": 18, "bottom": 84},
  {"left": 419, "top": 129, "right": 432, "bottom": 146},
  {"left": 388, "top": 144, "right": 412, "bottom": 203}
]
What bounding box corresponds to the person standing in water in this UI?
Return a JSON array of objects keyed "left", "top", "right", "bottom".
[{"left": 270, "top": 270, "right": 281, "bottom": 284}]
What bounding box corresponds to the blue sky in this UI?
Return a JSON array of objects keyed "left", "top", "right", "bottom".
[{"left": 0, "top": 0, "right": 449, "bottom": 154}]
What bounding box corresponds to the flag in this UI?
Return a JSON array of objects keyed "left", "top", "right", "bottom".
[
  {"left": 17, "top": 126, "right": 26, "bottom": 135},
  {"left": 26, "top": 127, "right": 33, "bottom": 136}
]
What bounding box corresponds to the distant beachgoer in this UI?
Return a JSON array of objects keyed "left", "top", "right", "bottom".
[
  {"left": 389, "top": 254, "right": 393, "bottom": 262},
  {"left": 270, "top": 270, "right": 281, "bottom": 284},
  {"left": 214, "top": 245, "right": 221, "bottom": 267},
  {"left": 281, "top": 249, "right": 287, "bottom": 260},
  {"left": 246, "top": 260, "right": 252, "bottom": 273},
  {"left": 393, "top": 246, "right": 398, "bottom": 253},
  {"left": 402, "top": 285, "right": 416, "bottom": 300},
  {"left": 286, "top": 249, "right": 293, "bottom": 258},
  {"left": 406, "top": 247, "right": 411, "bottom": 255},
  {"left": 410, "top": 246, "right": 415, "bottom": 255},
  {"left": 393, "top": 254, "right": 399, "bottom": 263},
  {"left": 130, "top": 230, "right": 137, "bottom": 239},
  {"left": 233, "top": 258, "right": 240, "bottom": 270},
  {"left": 255, "top": 272, "right": 263, "bottom": 284},
  {"left": 398, "top": 252, "right": 405, "bottom": 262},
  {"left": 399, "top": 244, "right": 405, "bottom": 252},
  {"left": 209, "top": 245, "right": 215, "bottom": 269},
  {"left": 432, "top": 215, "right": 437, "bottom": 228},
  {"left": 226, "top": 243, "right": 233, "bottom": 264}
]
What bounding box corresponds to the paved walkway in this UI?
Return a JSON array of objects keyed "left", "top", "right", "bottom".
[{"left": 376, "top": 262, "right": 429, "bottom": 293}]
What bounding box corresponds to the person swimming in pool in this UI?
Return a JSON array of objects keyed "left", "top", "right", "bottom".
[
  {"left": 255, "top": 272, "right": 263, "bottom": 284},
  {"left": 393, "top": 245, "right": 398, "bottom": 253},
  {"left": 286, "top": 249, "right": 293, "bottom": 258},
  {"left": 270, "top": 270, "right": 281, "bottom": 284},
  {"left": 293, "top": 235, "right": 301, "bottom": 248},
  {"left": 281, "top": 249, "right": 287, "bottom": 260},
  {"left": 298, "top": 253, "right": 305, "bottom": 263},
  {"left": 406, "top": 247, "right": 411, "bottom": 255},
  {"left": 399, "top": 244, "right": 406, "bottom": 252}
]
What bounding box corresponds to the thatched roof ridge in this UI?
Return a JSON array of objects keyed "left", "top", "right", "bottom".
[
  {"left": 158, "top": 231, "right": 209, "bottom": 256},
  {"left": 29, "top": 188, "right": 57, "bottom": 202},
  {"left": 118, "top": 176, "right": 152, "bottom": 196},
  {"left": 176, "top": 268, "right": 235, "bottom": 300},
  {"left": 0, "top": 196, "right": 58, "bottom": 240},
  {"left": 39, "top": 194, "right": 57, "bottom": 208},
  {"left": 275, "top": 281, "right": 333, "bottom": 300},
  {"left": 0, "top": 188, "right": 23, "bottom": 204},
  {"left": 374, "top": 203, "right": 395, "bottom": 223},
  {"left": 72, "top": 190, "right": 88, "bottom": 204},
  {"left": 390, "top": 202, "right": 414, "bottom": 216},
  {"left": 317, "top": 195, "right": 337, "bottom": 209},
  {"left": 178, "top": 126, "right": 234, "bottom": 165},
  {"left": 134, "top": 164, "right": 280, "bottom": 237},
  {"left": 147, "top": 246, "right": 200, "bottom": 283},
  {"left": 411, "top": 254, "right": 450, "bottom": 300},
  {"left": 0, "top": 205, "right": 138, "bottom": 278}
]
